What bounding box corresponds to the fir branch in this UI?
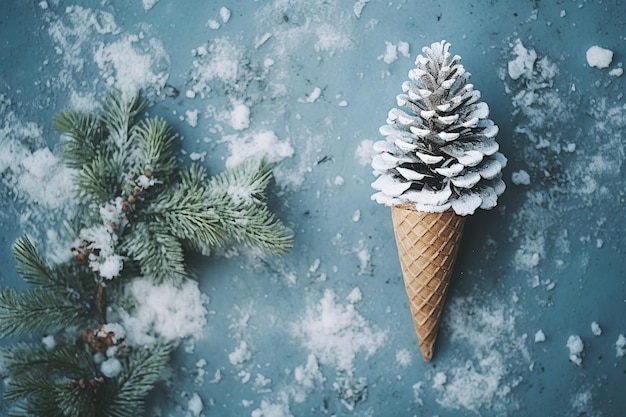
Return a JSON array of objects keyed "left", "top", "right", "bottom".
[
  {"left": 133, "top": 117, "right": 178, "bottom": 178},
  {"left": 150, "top": 171, "right": 229, "bottom": 251},
  {"left": 218, "top": 204, "right": 294, "bottom": 255},
  {"left": 178, "top": 161, "right": 208, "bottom": 190},
  {"left": 207, "top": 159, "right": 293, "bottom": 254},
  {"left": 13, "top": 236, "right": 97, "bottom": 302},
  {"left": 0, "top": 288, "right": 90, "bottom": 336},
  {"left": 12, "top": 236, "right": 54, "bottom": 287},
  {"left": 56, "top": 383, "right": 97, "bottom": 417},
  {"left": 4, "top": 376, "right": 97, "bottom": 417},
  {"left": 2, "top": 344, "right": 95, "bottom": 382},
  {"left": 74, "top": 154, "right": 123, "bottom": 206},
  {"left": 104, "top": 341, "right": 174, "bottom": 417},
  {"left": 1, "top": 342, "right": 50, "bottom": 377},
  {"left": 5, "top": 400, "right": 66, "bottom": 417},
  {"left": 122, "top": 222, "right": 188, "bottom": 284},
  {"left": 54, "top": 110, "right": 106, "bottom": 170},
  {"left": 3, "top": 375, "right": 59, "bottom": 403},
  {"left": 49, "top": 345, "right": 98, "bottom": 379},
  {"left": 209, "top": 158, "right": 273, "bottom": 204},
  {"left": 102, "top": 93, "right": 146, "bottom": 152}
]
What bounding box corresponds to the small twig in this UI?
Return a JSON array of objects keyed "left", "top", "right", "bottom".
[{"left": 95, "top": 282, "right": 106, "bottom": 325}]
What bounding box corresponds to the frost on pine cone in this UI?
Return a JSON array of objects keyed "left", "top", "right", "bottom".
[{"left": 371, "top": 40, "right": 507, "bottom": 216}]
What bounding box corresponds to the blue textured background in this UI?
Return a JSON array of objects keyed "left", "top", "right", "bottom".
[{"left": 1, "top": 1, "right": 625, "bottom": 416}]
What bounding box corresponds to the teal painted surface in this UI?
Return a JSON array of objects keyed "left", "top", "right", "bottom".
[{"left": 1, "top": 1, "right": 625, "bottom": 415}]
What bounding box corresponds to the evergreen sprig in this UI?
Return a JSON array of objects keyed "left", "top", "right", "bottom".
[
  {"left": 54, "top": 111, "right": 106, "bottom": 170},
  {"left": 0, "top": 288, "right": 90, "bottom": 336},
  {"left": 103, "top": 341, "right": 174, "bottom": 417},
  {"left": 12, "top": 235, "right": 55, "bottom": 287},
  {"left": 0, "top": 91, "right": 293, "bottom": 416},
  {"left": 209, "top": 159, "right": 295, "bottom": 254},
  {"left": 1, "top": 341, "right": 172, "bottom": 417},
  {"left": 121, "top": 222, "right": 188, "bottom": 284}
]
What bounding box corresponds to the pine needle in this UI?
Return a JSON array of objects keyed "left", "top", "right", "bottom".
[
  {"left": 0, "top": 288, "right": 90, "bottom": 336},
  {"left": 12, "top": 236, "right": 54, "bottom": 287},
  {"left": 104, "top": 341, "right": 173, "bottom": 417}
]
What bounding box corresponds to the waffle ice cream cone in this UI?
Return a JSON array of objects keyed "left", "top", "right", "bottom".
[{"left": 391, "top": 205, "right": 466, "bottom": 362}]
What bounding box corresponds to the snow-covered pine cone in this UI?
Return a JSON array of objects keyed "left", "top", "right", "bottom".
[{"left": 371, "top": 40, "right": 507, "bottom": 216}]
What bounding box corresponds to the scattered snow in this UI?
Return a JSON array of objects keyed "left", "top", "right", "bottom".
[
  {"left": 220, "top": 7, "right": 231, "bottom": 23},
  {"left": 397, "top": 41, "right": 410, "bottom": 58},
  {"left": 432, "top": 372, "right": 447, "bottom": 390},
  {"left": 355, "top": 139, "right": 375, "bottom": 166},
  {"left": 586, "top": 45, "right": 613, "bottom": 69},
  {"left": 616, "top": 334, "right": 626, "bottom": 358},
  {"left": 291, "top": 289, "right": 385, "bottom": 409},
  {"left": 379, "top": 41, "right": 410, "bottom": 64},
  {"left": 511, "top": 170, "right": 531, "bottom": 186},
  {"left": 142, "top": 0, "right": 158, "bottom": 11},
  {"left": 534, "top": 330, "right": 546, "bottom": 343},
  {"left": 189, "top": 151, "right": 206, "bottom": 162},
  {"left": 94, "top": 34, "right": 170, "bottom": 99},
  {"left": 314, "top": 23, "right": 353, "bottom": 54},
  {"left": 188, "top": 392, "right": 203, "bottom": 417},
  {"left": 251, "top": 396, "right": 292, "bottom": 417},
  {"left": 309, "top": 258, "right": 321, "bottom": 273},
  {"left": 230, "top": 103, "right": 251, "bottom": 130},
  {"left": 379, "top": 41, "right": 398, "bottom": 64},
  {"left": 514, "top": 235, "right": 545, "bottom": 271},
  {"left": 292, "top": 354, "right": 325, "bottom": 403},
  {"left": 254, "top": 373, "right": 272, "bottom": 393},
  {"left": 185, "top": 110, "right": 199, "bottom": 127},
  {"left": 300, "top": 86, "right": 322, "bottom": 103},
  {"left": 395, "top": 348, "right": 412, "bottom": 368},
  {"left": 292, "top": 289, "right": 386, "bottom": 375},
  {"left": 207, "top": 19, "right": 220, "bottom": 30},
  {"left": 430, "top": 295, "right": 529, "bottom": 413},
  {"left": 47, "top": 6, "right": 120, "bottom": 74},
  {"left": 189, "top": 37, "right": 245, "bottom": 97},
  {"left": 508, "top": 39, "right": 537, "bottom": 80},
  {"left": 570, "top": 389, "right": 599, "bottom": 417},
  {"left": 353, "top": 239, "right": 372, "bottom": 276},
  {"left": 566, "top": 335, "right": 584, "bottom": 366},
  {"left": 590, "top": 321, "right": 602, "bottom": 336},
  {"left": 346, "top": 287, "right": 362, "bottom": 304},
  {"left": 353, "top": 0, "right": 370, "bottom": 18},
  {"left": 224, "top": 130, "right": 294, "bottom": 169},
  {"left": 229, "top": 341, "right": 252, "bottom": 366},
  {"left": 0, "top": 101, "right": 75, "bottom": 220},
  {"left": 412, "top": 382, "right": 425, "bottom": 406},
  {"left": 609, "top": 67, "right": 623, "bottom": 77}
]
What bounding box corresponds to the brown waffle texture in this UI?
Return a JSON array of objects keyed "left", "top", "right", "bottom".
[{"left": 391, "top": 205, "right": 466, "bottom": 362}]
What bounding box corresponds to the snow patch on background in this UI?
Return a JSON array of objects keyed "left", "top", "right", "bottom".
[
  {"left": 503, "top": 39, "right": 626, "bottom": 280},
  {"left": 0, "top": 97, "right": 75, "bottom": 247},
  {"left": 429, "top": 295, "right": 529, "bottom": 413},
  {"left": 47, "top": 5, "right": 170, "bottom": 98},
  {"left": 291, "top": 289, "right": 386, "bottom": 409},
  {"left": 94, "top": 34, "right": 170, "bottom": 99}
]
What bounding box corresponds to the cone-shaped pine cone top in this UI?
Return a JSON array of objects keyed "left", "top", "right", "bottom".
[{"left": 371, "top": 40, "right": 507, "bottom": 216}]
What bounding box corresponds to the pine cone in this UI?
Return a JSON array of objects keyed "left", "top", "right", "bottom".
[{"left": 371, "top": 40, "right": 507, "bottom": 215}]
